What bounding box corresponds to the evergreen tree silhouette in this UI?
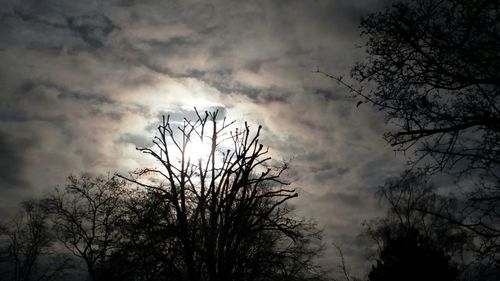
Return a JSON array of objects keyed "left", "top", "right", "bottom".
[{"left": 368, "top": 227, "right": 458, "bottom": 281}]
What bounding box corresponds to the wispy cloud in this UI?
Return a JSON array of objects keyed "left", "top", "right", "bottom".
[{"left": 0, "top": 0, "right": 400, "bottom": 276}]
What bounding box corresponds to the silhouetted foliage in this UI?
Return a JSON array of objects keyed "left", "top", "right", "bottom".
[
  {"left": 101, "top": 186, "right": 184, "bottom": 281},
  {"left": 117, "top": 109, "right": 324, "bottom": 281},
  {"left": 366, "top": 170, "right": 500, "bottom": 281},
  {"left": 0, "top": 200, "right": 70, "bottom": 281},
  {"left": 365, "top": 172, "right": 460, "bottom": 281},
  {"left": 327, "top": 0, "right": 500, "bottom": 271},
  {"left": 368, "top": 227, "right": 458, "bottom": 281},
  {"left": 44, "top": 174, "right": 129, "bottom": 281},
  {"left": 366, "top": 171, "right": 469, "bottom": 258},
  {"left": 351, "top": 0, "right": 500, "bottom": 175},
  {"left": 1, "top": 110, "right": 325, "bottom": 281}
]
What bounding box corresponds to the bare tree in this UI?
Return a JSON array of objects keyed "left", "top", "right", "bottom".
[
  {"left": 0, "top": 200, "right": 70, "bottom": 281},
  {"left": 316, "top": 0, "right": 500, "bottom": 176},
  {"left": 120, "top": 109, "right": 324, "bottom": 281},
  {"left": 349, "top": 0, "right": 500, "bottom": 175},
  {"left": 366, "top": 171, "right": 469, "bottom": 257},
  {"left": 316, "top": 0, "right": 500, "bottom": 270},
  {"left": 45, "top": 174, "right": 128, "bottom": 281},
  {"left": 101, "top": 185, "right": 182, "bottom": 281},
  {"left": 364, "top": 170, "right": 500, "bottom": 280}
]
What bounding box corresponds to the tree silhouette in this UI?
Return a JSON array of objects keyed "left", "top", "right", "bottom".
[
  {"left": 0, "top": 110, "right": 325, "bottom": 281},
  {"left": 366, "top": 171, "right": 469, "bottom": 257},
  {"left": 368, "top": 227, "right": 458, "bottom": 281},
  {"left": 322, "top": 0, "right": 500, "bottom": 269},
  {"left": 117, "top": 109, "right": 324, "bottom": 281},
  {"left": 350, "top": 0, "right": 500, "bottom": 175},
  {"left": 365, "top": 170, "right": 500, "bottom": 280},
  {"left": 363, "top": 170, "right": 478, "bottom": 280},
  {"left": 98, "top": 184, "right": 185, "bottom": 281},
  {"left": 44, "top": 175, "right": 129, "bottom": 281},
  {"left": 0, "top": 200, "right": 70, "bottom": 281},
  {"left": 364, "top": 171, "right": 461, "bottom": 280}
]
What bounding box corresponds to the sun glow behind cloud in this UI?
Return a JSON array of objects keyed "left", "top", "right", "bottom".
[
  {"left": 0, "top": 0, "right": 405, "bottom": 277},
  {"left": 185, "top": 137, "right": 213, "bottom": 162}
]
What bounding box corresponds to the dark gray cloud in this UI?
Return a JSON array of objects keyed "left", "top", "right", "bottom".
[
  {"left": 0, "top": 0, "right": 401, "bottom": 278},
  {"left": 0, "top": 131, "right": 31, "bottom": 189},
  {"left": 66, "top": 14, "right": 117, "bottom": 48}
]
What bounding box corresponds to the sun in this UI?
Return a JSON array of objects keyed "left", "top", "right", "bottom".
[{"left": 185, "top": 137, "right": 212, "bottom": 162}]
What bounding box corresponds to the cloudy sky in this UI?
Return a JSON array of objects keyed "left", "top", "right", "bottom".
[{"left": 0, "top": 0, "right": 405, "bottom": 277}]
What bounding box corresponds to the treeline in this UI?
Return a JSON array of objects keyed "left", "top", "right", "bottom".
[
  {"left": 340, "top": 0, "right": 500, "bottom": 280},
  {"left": 2, "top": 0, "right": 499, "bottom": 280},
  {"left": 0, "top": 110, "right": 325, "bottom": 281}
]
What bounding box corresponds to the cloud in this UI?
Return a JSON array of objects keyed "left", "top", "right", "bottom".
[
  {"left": 0, "top": 131, "right": 31, "bottom": 189},
  {"left": 66, "top": 14, "right": 117, "bottom": 48},
  {"left": 0, "top": 0, "right": 400, "bottom": 277}
]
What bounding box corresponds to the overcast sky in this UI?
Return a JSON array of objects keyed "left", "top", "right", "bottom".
[{"left": 0, "top": 0, "right": 405, "bottom": 277}]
